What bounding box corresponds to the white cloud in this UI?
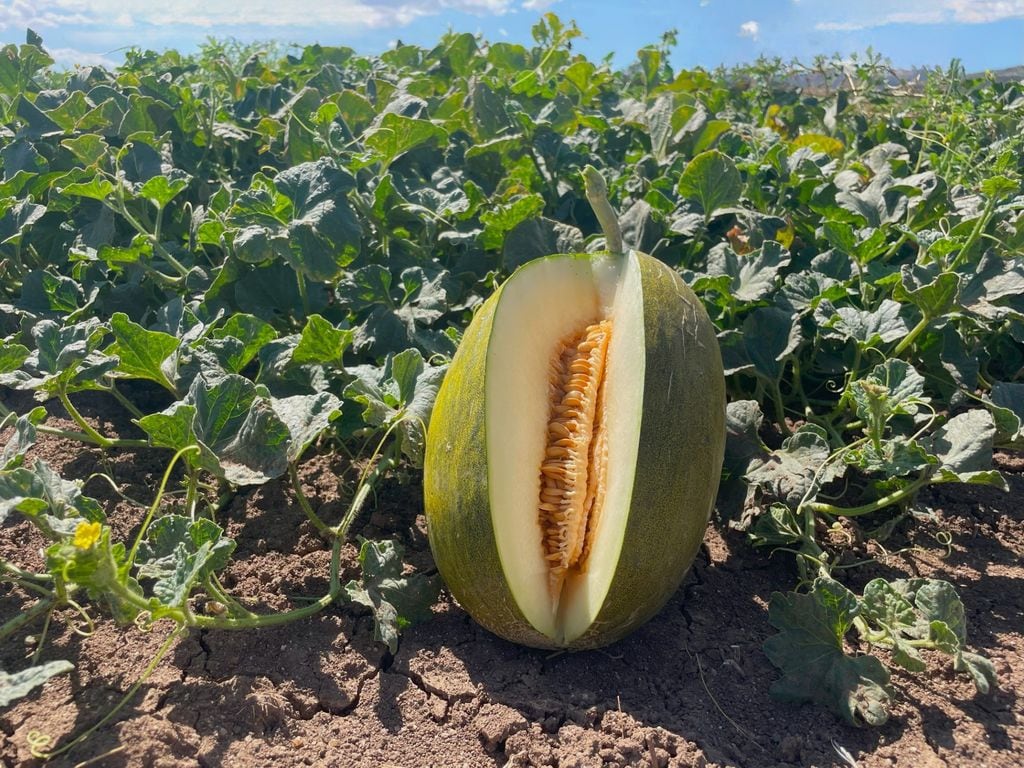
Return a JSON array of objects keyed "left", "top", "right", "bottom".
[
  {"left": 813, "top": 0, "right": 1024, "bottom": 31},
  {"left": 0, "top": 0, "right": 526, "bottom": 33},
  {"left": 946, "top": 0, "right": 1024, "bottom": 22},
  {"left": 48, "top": 46, "right": 118, "bottom": 68},
  {"left": 738, "top": 20, "right": 760, "bottom": 40},
  {"left": 522, "top": 0, "right": 558, "bottom": 10},
  {"left": 0, "top": 0, "right": 91, "bottom": 30}
]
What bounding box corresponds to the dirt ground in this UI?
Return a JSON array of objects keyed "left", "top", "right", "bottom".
[{"left": 1, "top": 393, "right": 1021, "bottom": 768}]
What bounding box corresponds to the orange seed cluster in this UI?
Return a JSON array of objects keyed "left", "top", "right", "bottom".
[{"left": 539, "top": 320, "right": 612, "bottom": 598}]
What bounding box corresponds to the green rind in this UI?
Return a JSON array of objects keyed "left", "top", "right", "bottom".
[
  {"left": 424, "top": 251, "right": 725, "bottom": 650},
  {"left": 569, "top": 251, "right": 725, "bottom": 648},
  {"left": 423, "top": 270, "right": 558, "bottom": 648}
]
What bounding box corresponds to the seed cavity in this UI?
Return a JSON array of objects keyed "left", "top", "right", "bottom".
[{"left": 538, "top": 320, "right": 611, "bottom": 601}]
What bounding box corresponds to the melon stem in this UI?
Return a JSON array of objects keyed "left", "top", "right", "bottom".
[{"left": 583, "top": 166, "right": 624, "bottom": 256}]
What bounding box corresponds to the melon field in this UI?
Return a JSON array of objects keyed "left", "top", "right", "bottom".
[{"left": 1, "top": 17, "right": 1022, "bottom": 767}]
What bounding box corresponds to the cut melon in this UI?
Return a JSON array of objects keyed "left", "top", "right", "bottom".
[
  {"left": 423, "top": 170, "right": 725, "bottom": 649},
  {"left": 424, "top": 249, "right": 725, "bottom": 649}
]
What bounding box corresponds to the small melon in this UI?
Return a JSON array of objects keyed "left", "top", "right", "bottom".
[{"left": 423, "top": 169, "right": 725, "bottom": 649}]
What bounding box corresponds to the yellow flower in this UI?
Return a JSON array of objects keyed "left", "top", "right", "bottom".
[{"left": 72, "top": 521, "right": 102, "bottom": 549}]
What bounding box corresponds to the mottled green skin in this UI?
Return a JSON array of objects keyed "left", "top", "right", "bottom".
[
  {"left": 570, "top": 252, "right": 725, "bottom": 649},
  {"left": 423, "top": 252, "right": 725, "bottom": 650},
  {"left": 423, "top": 274, "right": 556, "bottom": 648}
]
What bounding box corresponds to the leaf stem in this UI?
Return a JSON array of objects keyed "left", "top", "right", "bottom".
[
  {"left": 194, "top": 537, "right": 343, "bottom": 630},
  {"left": 32, "top": 626, "right": 185, "bottom": 761},
  {"left": 951, "top": 195, "right": 996, "bottom": 270},
  {"left": 807, "top": 472, "right": 931, "bottom": 517},
  {"left": 0, "top": 598, "right": 53, "bottom": 643},
  {"left": 582, "top": 166, "right": 624, "bottom": 255},
  {"left": 289, "top": 462, "right": 333, "bottom": 538},
  {"left": 106, "top": 198, "right": 191, "bottom": 279},
  {"left": 202, "top": 574, "right": 257, "bottom": 620},
  {"left": 37, "top": 423, "right": 149, "bottom": 449},
  {"left": 295, "top": 270, "right": 311, "bottom": 318},
  {"left": 893, "top": 315, "right": 931, "bottom": 357},
  {"left": 106, "top": 383, "right": 145, "bottom": 420},
  {"left": 770, "top": 379, "right": 791, "bottom": 436},
  {"left": 125, "top": 446, "right": 199, "bottom": 571},
  {"left": 56, "top": 388, "right": 112, "bottom": 448}
]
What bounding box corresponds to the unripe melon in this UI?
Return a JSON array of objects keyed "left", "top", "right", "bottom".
[{"left": 423, "top": 173, "right": 725, "bottom": 649}]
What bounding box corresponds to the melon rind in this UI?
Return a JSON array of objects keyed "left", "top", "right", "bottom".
[
  {"left": 423, "top": 251, "right": 725, "bottom": 649},
  {"left": 568, "top": 251, "right": 725, "bottom": 648},
  {"left": 422, "top": 269, "right": 555, "bottom": 648}
]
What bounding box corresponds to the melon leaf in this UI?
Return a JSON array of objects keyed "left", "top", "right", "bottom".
[
  {"left": 344, "top": 538, "right": 440, "bottom": 653},
  {"left": 764, "top": 577, "right": 892, "bottom": 726},
  {"left": 0, "top": 661, "right": 74, "bottom": 708}
]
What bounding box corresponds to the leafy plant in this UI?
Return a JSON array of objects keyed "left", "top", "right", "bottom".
[{"left": 0, "top": 17, "right": 1020, "bottom": 752}]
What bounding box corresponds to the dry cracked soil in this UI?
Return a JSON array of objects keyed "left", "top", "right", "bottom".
[{"left": 1, "top": 392, "right": 1021, "bottom": 768}]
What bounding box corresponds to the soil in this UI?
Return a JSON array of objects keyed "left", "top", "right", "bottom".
[{"left": 1, "top": 391, "right": 1021, "bottom": 768}]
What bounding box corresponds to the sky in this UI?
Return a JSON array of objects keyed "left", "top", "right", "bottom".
[{"left": 0, "top": 0, "right": 1022, "bottom": 73}]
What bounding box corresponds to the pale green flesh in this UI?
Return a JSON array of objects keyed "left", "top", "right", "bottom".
[{"left": 485, "top": 253, "right": 646, "bottom": 645}]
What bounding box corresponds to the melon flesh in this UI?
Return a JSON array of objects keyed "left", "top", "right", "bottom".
[{"left": 485, "top": 253, "right": 645, "bottom": 645}]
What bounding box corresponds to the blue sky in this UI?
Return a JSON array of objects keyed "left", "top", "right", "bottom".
[{"left": 1, "top": 0, "right": 1022, "bottom": 72}]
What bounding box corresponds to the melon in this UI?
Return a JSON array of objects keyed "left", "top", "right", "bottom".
[{"left": 423, "top": 168, "right": 725, "bottom": 649}]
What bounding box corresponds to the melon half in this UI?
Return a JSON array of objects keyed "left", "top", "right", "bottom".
[{"left": 423, "top": 245, "right": 725, "bottom": 650}]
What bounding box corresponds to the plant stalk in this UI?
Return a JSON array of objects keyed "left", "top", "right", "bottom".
[
  {"left": 582, "top": 166, "right": 624, "bottom": 255},
  {"left": 806, "top": 473, "right": 931, "bottom": 518}
]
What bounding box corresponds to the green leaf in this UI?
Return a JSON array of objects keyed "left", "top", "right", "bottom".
[
  {"left": 44, "top": 527, "right": 143, "bottom": 623},
  {"left": 0, "top": 342, "right": 29, "bottom": 374},
  {"left": 823, "top": 300, "right": 909, "bottom": 347},
  {"left": 987, "top": 381, "right": 1024, "bottom": 448},
  {"left": 0, "top": 661, "right": 74, "bottom": 708},
  {"left": 894, "top": 266, "right": 961, "bottom": 319},
  {"left": 107, "top": 312, "right": 180, "bottom": 393},
  {"left": 188, "top": 375, "right": 291, "bottom": 486},
  {"left": 925, "top": 410, "right": 998, "bottom": 477},
  {"left": 845, "top": 439, "right": 935, "bottom": 477},
  {"left": 272, "top": 393, "right": 342, "bottom": 463},
  {"left": 956, "top": 652, "right": 998, "bottom": 695},
  {"left": 853, "top": 359, "right": 928, "bottom": 422},
  {"left": 0, "top": 459, "right": 104, "bottom": 536},
  {"left": 678, "top": 150, "right": 742, "bottom": 220},
  {"left": 705, "top": 241, "right": 791, "bottom": 303},
  {"left": 742, "top": 307, "right": 801, "bottom": 382},
  {"left": 863, "top": 578, "right": 997, "bottom": 694},
  {"left": 60, "top": 175, "right": 115, "bottom": 201},
  {"left": 0, "top": 199, "right": 45, "bottom": 247},
  {"left": 138, "top": 175, "right": 189, "bottom": 209},
  {"left": 822, "top": 220, "right": 858, "bottom": 254},
  {"left": 480, "top": 194, "right": 545, "bottom": 250},
  {"left": 292, "top": 314, "right": 353, "bottom": 366},
  {"left": 2, "top": 407, "right": 46, "bottom": 470},
  {"left": 344, "top": 538, "right": 440, "bottom": 654},
  {"left": 275, "top": 159, "right": 363, "bottom": 280},
  {"left": 363, "top": 113, "right": 448, "bottom": 168},
  {"left": 138, "top": 403, "right": 197, "bottom": 453},
  {"left": 210, "top": 314, "right": 278, "bottom": 373},
  {"left": 0, "top": 319, "right": 115, "bottom": 395},
  {"left": 61, "top": 134, "right": 109, "bottom": 166},
  {"left": 502, "top": 217, "right": 583, "bottom": 272},
  {"left": 745, "top": 425, "right": 832, "bottom": 507},
  {"left": 136, "top": 515, "right": 236, "bottom": 609},
  {"left": 764, "top": 577, "right": 891, "bottom": 726},
  {"left": 17, "top": 270, "right": 84, "bottom": 316},
  {"left": 979, "top": 175, "right": 1019, "bottom": 201},
  {"left": 346, "top": 350, "right": 446, "bottom": 465},
  {"left": 749, "top": 503, "right": 805, "bottom": 548}
]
